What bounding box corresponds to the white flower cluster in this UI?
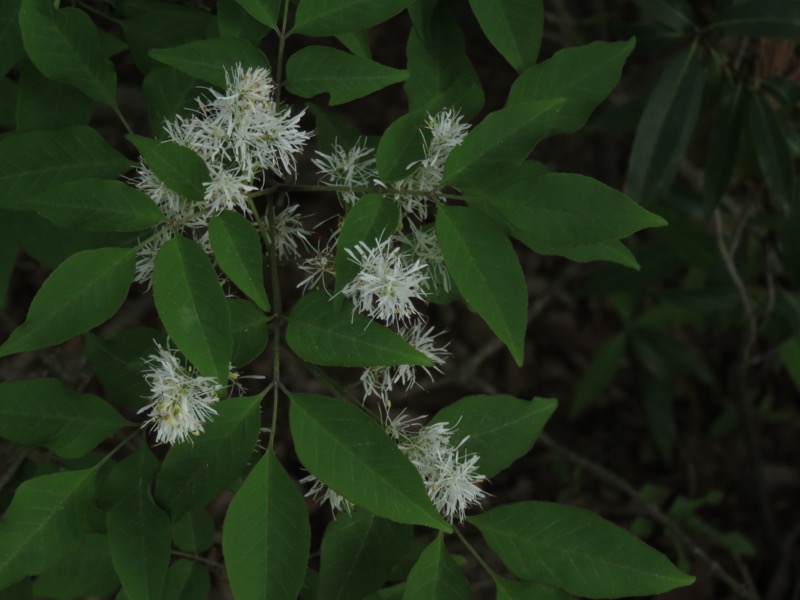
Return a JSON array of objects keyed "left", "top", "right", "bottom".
[
  {"left": 302, "top": 109, "right": 469, "bottom": 404},
  {"left": 132, "top": 65, "right": 312, "bottom": 286},
  {"left": 303, "top": 412, "right": 486, "bottom": 524},
  {"left": 138, "top": 342, "right": 224, "bottom": 445}
]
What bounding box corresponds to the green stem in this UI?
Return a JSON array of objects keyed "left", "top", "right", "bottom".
[
  {"left": 113, "top": 104, "right": 134, "bottom": 135},
  {"left": 275, "top": 0, "right": 292, "bottom": 96},
  {"left": 454, "top": 527, "right": 497, "bottom": 579}
]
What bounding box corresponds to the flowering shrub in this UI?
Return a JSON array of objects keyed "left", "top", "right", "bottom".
[{"left": 0, "top": 0, "right": 742, "bottom": 598}]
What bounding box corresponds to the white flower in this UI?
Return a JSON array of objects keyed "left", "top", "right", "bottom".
[
  {"left": 300, "top": 474, "right": 354, "bottom": 515},
  {"left": 312, "top": 139, "right": 378, "bottom": 206},
  {"left": 203, "top": 165, "right": 257, "bottom": 217},
  {"left": 266, "top": 203, "right": 312, "bottom": 261},
  {"left": 297, "top": 240, "right": 337, "bottom": 293},
  {"left": 394, "top": 418, "right": 487, "bottom": 524},
  {"left": 341, "top": 238, "right": 428, "bottom": 325},
  {"left": 138, "top": 342, "right": 224, "bottom": 445},
  {"left": 392, "top": 109, "right": 470, "bottom": 220},
  {"left": 360, "top": 366, "right": 395, "bottom": 405},
  {"left": 396, "top": 224, "right": 451, "bottom": 294}
]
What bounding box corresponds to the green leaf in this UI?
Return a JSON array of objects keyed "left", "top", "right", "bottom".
[
  {"left": 404, "top": 2, "right": 483, "bottom": 118},
  {"left": 627, "top": 47, "right": 704, "bottom": 205},
  {"left": 337, "top": 31, "right": 371, "bottom": 58},
  {"left": 470, "top": 501, "right": 695, "bottom": 598},
  {"left": 633, "top": 0, "right": 696, "bottom": 31},
  {"left": 223, "top": 452, "right": 310, "bottom": 600},
  {"left": 209, "top": 211, "right": 270, "bottom": 311},
  {"left": 155, "top": 396, "right": 262, "bottom": 518},
  {"left": 535, "top": 239, "right": 640, "bottom": 269},
  {"left": 319, "top": 509, "right": 413, "bottom": 600},
  {"left": 442, "top": 100, "right": 564, "bottom": 189},
  {"left": 85, "top": 328, "right": 165, "bottom": 408},
  {"left": 570, "top": 333, "right": 627, "bottom": 418},
  {"left": 97, "top": 443, "right": 159, "bottom": 511},
  {"left": 127, "top": 135, "right": 210, "bottom": 203},
  {"left": 285, "top": 291, "right": 432, "bottom": 367},
  {"left": 436, "top": 206, "right": 527, "bottom": 366},
  {"left": 153, "top": 236, "right": 232, "bottom": 383},
  {"left": 0, "top": 468, "right": 97, "bottom": 588},
  {"left": 18, "top": 0, "right": 117, "bottom": 105},
  {"left": 402, "top": 534, "right": 470, "bottom": 600},
  {"left": 778, "top": 335, "right": 800, "bottom": 392},
  {"left": 431, "top": 395, "right": 557, "bottom": 478},
  {"left": 229, "top": 298, "right": 269, "bottom": 367},
  {"left": 0, "top": 0, "right": 23, "bottom": 77},
  {"left": 0, "top": 247, "right": 135, "bottom": 357},
  {"left": 150, "top": 38, "right": 270, "bottom": 89},
  {"left": 468, "top": 0, "right": 542, "bottom": 71},
  {"left": 233, "top": 0, "right": 280, "bottom": 29},
  {"left": 218, "top": 0, "right": 270, "bottom": 43},
  {"left": 506, "top": 39, "right": 635, "bottom": 134},
  {"left": 334, "top": 194, "right": 401, "bottom": 301},
  {"left": 286, "top": 46, "right": 407, "bottom": 105},
  {"left": 0, "top": 378, "right": 130, "bottom": 459},
  {"left": 122, "top": 6, "right": 212, "bottom": 74},
  {"left": 162, "top": 560, "right": 211, "bottom": 600},
  {"left": 713, "top": 0, "right": 800, "bottom": 39},
  {"left": 290, "top": 393, "right": 450, "bottom": 531},
  {"left": 748, "top": 90, "right": 795, "bottom": 202},
  {"left": 376, "top": 111, "right": 429, "bottom": 183},
  {"left": 19, "top": 179, "right": 164, "bottom": 232},
  {"left": 172, "top": 508, "right": 214, "bottom": 553},
  {"left": 488, "top": 173, "right": 667, "bottom": 249},
  {"left": 293, "top": 0, "right": 414, "bottom": 36},
  {"left": 32, "top": 534, "right": 119, "bottom": 600},
  {"left": 15, "top": 60, "right": 93, "bottom": 131},
  {"left": 704, "top": 81, "right": 745, "bottom": 203},
  {"left": 142, "top": 67, "right": 198, "bottom": 136},
  {"left": 106, "top": 449, "right": 171, "bottom": 600},
  {"left": 494, "top": 576, "right": 572, "bottom": 600},
  {"left": 0, "top": 126, "right": 130, "bottom": 210}
]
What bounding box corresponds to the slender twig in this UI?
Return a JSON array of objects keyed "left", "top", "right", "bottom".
[
  {"left": 454, "top": 527, "right": 497, "bottom": 579},
  {"left": 275, "top": 0, "right": 292, "bottom": 94},
  {"left": 171, "top": 550, "right": 224, "bottom": 570}
]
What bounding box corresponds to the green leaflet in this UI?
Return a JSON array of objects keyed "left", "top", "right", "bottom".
[
  {"left": 0, "top": 378, "right": 130, "bottom": 459},
  {"left": 18, "top": 0, "right": 117, "bottom": 106},
  {"left": 431, "top": 395, "right": 557, "bottom": 478},
  {"left": 436, "top": 205, "right": 527, "bottom": 366},
  {"left": 292, "top": 0, "right": 414, "bottom": 36},
  {"left": 290, "top": 393, "right": 450, "bottom": 531},
  {"left": 0, "top": 247, "right": 135, "bottom": 357},
  {"left": 285, "top": 291, "right": 432, "bottom": 368},
  {"left": 468, "top": 0, "right": 543, "bottom": 72},
  {"left": 223, "top": 452, "right": 310, "bottom": 600},
  {"left": 0, "top": 468, "right": 98, "bottom": 588},
  {"left": 155, "top": 395, "right": 262, "bottom": 518},
  {"left": 209, "top": 211, "right": 270, "bottom": 311},
  {"left": 470, "top": 502, "right": 695, "bottom": 598},
  {"left": 152, "top": 236, "right": 232, "bottom": 383},
  {"left": 318, "top": 509, "right": 413, "bottom": 600},
  {"left": 286, "top": 46, "right": 407, "bottom": 105},
  {"left": 402, "top": 535, "right": 470, "bottom": 600},
  {"left": 150, "top": 38, "right": 270, "bottom": 89}
]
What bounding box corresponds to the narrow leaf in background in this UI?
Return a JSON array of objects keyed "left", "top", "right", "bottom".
[
  {"left": 704, "top": 81, "right": 745, "bottom": 204},
  {"left": 0, "top": 468, "right": 97, "bottom": 588},
  {"left": 0, "top": 378, "right": 130, "bottom": 459},
  {"left": 470, "top": 501, "right": 695, "bottom": 598},
  {"left": 747, "top": 90, "right": 795, "bottom": 203},
  {"left": 0, "top": 247, "right": 135, "bottom": 357},
  {"left": 627, "top": 47, "right": 704, "bottom": 205},
  {"left": 223, "top": 452, "right": 309, "bottom": 600},
  {"left": 467, "top": 0, "right": 543, "bottom": 72},
  {"left": 436, "top": 205, "right": 527, "bottom": 366},
  {"left": 290, "top": 393, "right": 450, "bottom": 531},
  {"left": 712, "top": 0, "right": 800, "bottom": 39},
  {"left": 286, "top": 46, "right": 408, "bottom": 105},
  {"left": 153, "top": 236, "right": 232, "bottom": 383}
]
